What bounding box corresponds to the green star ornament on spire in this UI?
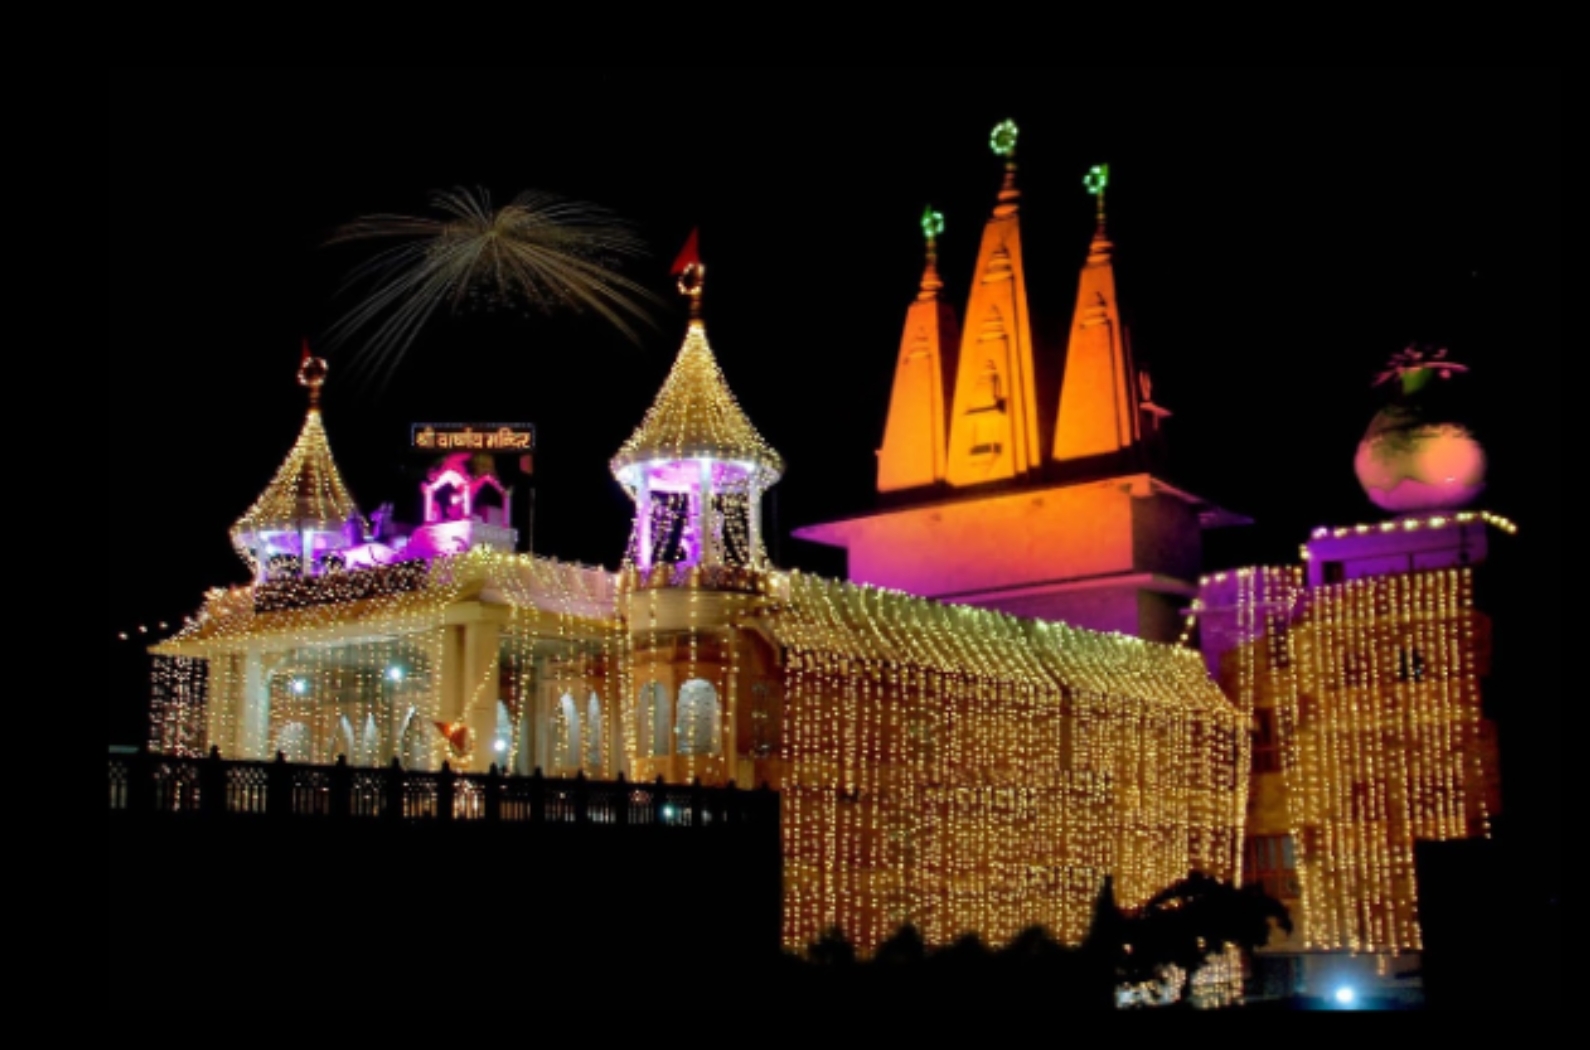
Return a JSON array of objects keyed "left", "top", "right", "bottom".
[
  {"left": 1085, "top": 163, "right": 1111, "bottom": 199},
  {"left": 922, "top": 207, "right": 946, "bottom": 247},
  {"left": 991, "top": 120, "right": 1020, "bottom": 159}
]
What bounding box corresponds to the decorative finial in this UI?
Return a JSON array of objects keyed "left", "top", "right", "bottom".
[
  {"left": 297, "top": 343, "right": 329, "bottom": 409},
  {"left": 677, "top": 263, "right": 706, "bottom": 319},
  {"left": 671, "top": 229, "right": 705, "bottom": 320},
  {"left": 985, "top": 120, "right": 1023, "bottom": 213},
  {"left": 1085, "top": 163, "right": 1111, "bottom": 225},
  {"left": 991, "top": 120, "right": 1020, "bottom": 160},
  {"left": 919, "top": 207, "right": 946, "bottom": 300},
  {"left": 991, "top": 121, "right": 1021, "bottom": 215},
  {"left": 1374, "top": 345, "right": 1470, "bottom": 396}
]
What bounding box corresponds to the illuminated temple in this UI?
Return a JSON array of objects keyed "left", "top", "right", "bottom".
[{"left": 147, "top": 124, "right": 1504, "bottom": 1004}]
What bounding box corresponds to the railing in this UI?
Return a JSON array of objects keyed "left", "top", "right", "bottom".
[{"left": 107, "top": 748, "right": 776, "bottom": 829}]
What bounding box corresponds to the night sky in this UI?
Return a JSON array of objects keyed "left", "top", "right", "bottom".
[{"left": 106, "top": 68, "right": 1559, "bottom": 864}]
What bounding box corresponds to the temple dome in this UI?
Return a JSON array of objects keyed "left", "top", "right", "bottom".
[
  {"left": 610, "top": 313, "right": 783, "bottom": 493},
  {"left": 231, "top": 352, "right": 365, "bottom": 578}
]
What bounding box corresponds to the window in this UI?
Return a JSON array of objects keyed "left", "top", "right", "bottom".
[
  {"left": 676, "top": 680, "right": 722, "bottom": 758},
  {"left": 1397, "top": 647, "right": 1427, "bottom": 683},
  {"left": 1253, "top": 708, "right": 1283, "bottom": 774},
  {"left": 1246, "top": 835, "right": 1300, "bottom": 901},
  {"left": 1266, "top": 615, "right": 1293, "bottom": 670},
  {"left": 751, "top": 681, "right": 782, "bottom": 759}
]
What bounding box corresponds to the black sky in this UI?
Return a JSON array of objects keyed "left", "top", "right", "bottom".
[{"left": 106, "top": 67, "right": 1559, "bottom": 857}]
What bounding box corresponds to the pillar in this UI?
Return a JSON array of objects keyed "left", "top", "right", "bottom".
[{"left": 238, "top": 649, "right": 271, "bottom": 761}]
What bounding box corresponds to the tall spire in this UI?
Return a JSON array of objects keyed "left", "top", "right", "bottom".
[
  {"left": 1053, "top": 163, "right": 1142, "bottom": 464},
  {"left": 231, "top": 348, "right": 364, "bottom": 582},
  {"left": 945, "top": 119, "right": 1043, "bottom": 488},
  {"left": 878, "top": 208, "right": 959, "bottom": 493}
]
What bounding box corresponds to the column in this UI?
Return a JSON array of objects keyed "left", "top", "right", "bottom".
[
  {"left": 461, "top": 621, "right": 505, "bottom": 774},
  {"left": 748, "top": 482, "right": 763, "bottom": 569},
  {"left": 238, "top": 649, "right": 271, "bottom": 761},
  {"left": 700, "top": 460, "right": 717, "bottom": 568},
  {"left": 638, "top": 472, "right": 654, "bottom": 572}
]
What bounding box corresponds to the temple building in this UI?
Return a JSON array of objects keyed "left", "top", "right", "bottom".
[
  {"left": 795, "top": 129, "right": 1241, "bottom": 645},
  {"left": 150, "top": 243, "right": 1248, "bottom": 975},
  {"left": 1190, "top": 346, "right": 1507, "bottom": 1007},
  {"left": 143, "top": 123, "right": 1504, "bottom": 1006},
  {"left": 789, "top": 125, "right": 1504, "bottom": 1004}
]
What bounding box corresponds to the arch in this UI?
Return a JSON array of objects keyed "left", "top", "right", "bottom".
[
  {"left": 357, "top": 713, "right": 381, "bottom": 768},
  {"left": 751, "top": 680, "right": 782, "bottom": 759},
  {"left": 399, "top": 707, "right": 429, "bottom": 771},
  {"left": 275, "top": 722, "right": 311, "bottom": 764},
  {"left": 556, "top": 692, "right": 582, "bottom": 771},
  {"left": 332, "top": 716, "right": 357, "bottom": 765},
  {"left": 637, "top": 682, "right": 672, "bottom": 759},
  {"left": 586, "top": 693, "right": 605, "bottom": 772},
  {"left": 492, "top": 701, "right": 515, "bottom": 769},
  {"left": 676, "top": 680, "right": 721, "bottom": 758}
]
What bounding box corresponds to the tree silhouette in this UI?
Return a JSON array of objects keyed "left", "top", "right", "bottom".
[
  {"left": 874, "top": 924, "right": 929, "bottom": 967},
  {"left": 1123, "top": 872, "right": 1293, "bottom": 1007},
  {"left": 806, "top": 926, "right": 858, "bottom": 968}
]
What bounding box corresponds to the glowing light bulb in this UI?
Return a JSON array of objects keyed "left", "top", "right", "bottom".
[{"left": 1335, "top": 987, "right": 1357, "bottom": 1007}]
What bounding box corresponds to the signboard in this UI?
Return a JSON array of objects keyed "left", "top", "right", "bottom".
[{"left": 411, "top": 423, "right": 535, "bottom": 454}]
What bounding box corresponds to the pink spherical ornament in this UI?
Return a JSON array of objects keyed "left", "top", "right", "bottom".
[
  {"left": 1357, "top": 347, "right": 1488, "bottom": 514},
  {"left": 1356, "top": 420, "right": 1488, "bottom": 513}
]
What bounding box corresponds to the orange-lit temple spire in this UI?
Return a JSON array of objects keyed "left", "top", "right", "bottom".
[
  {"left": 877, "top": 207, "right": 961, "bottom": 494},
  {"left": 1053, "top": 164, "right": 1145, "bottom": 464},
  {"left": 945, "top": 120, "right": 1043, "bottom": 488}
]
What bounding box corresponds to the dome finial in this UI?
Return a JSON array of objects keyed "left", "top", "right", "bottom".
[
  {"left": 298, "top": 340, "right": 329, "bottom": 409},
  {"left": 1084, "top": 163, "right": 1115, "bottom": 261},
  {"left": 991, "top": 120, "right": 1021, "bottom": 214},
  {"left": 672, "top": 228, "right": 705, "bottom": 320},
  {"left": 1085, "top": 163, "right": 1111, "bottom": 231},
  {"left": 919, "top": 206, "right": 946, "bottom": 300}
]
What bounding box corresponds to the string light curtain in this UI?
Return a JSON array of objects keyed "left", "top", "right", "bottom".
[{"left": 768, "top": 572, "right": 1247, "bottom": 956}]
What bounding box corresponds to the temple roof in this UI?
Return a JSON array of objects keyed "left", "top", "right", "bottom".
[
  {"left": 611, "top": 268, "right": 783, "bottom": 488},
  {"left": 230, "top": 354, "right": 363, "bottom": 566},
  {"left": 769, "top": 573, "right": 1237, "bottom": 716}
]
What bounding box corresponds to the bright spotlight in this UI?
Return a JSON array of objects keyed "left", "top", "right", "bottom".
[{"left": 1335, "top": 987, "right": 1357, "bottom": 1008}]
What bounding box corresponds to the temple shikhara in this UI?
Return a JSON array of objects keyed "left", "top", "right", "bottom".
[{"left": 143, "top": 123, "right": 1506, "bottom": 1008}]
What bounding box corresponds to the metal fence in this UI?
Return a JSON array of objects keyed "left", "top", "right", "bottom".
[{"left": 108, "top": 748, "right": 776, "bottom": 829}]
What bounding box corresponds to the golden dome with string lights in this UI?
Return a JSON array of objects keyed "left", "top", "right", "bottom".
[
  {"left": 611, "top": 259, "right": 784, "bottom": 493},
  {"left": 230, "top": 348, "right": 365, "bottom": 578}
]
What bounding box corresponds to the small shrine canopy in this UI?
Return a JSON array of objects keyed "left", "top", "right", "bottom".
[
  {"left": 611, "top": 265, "right": 783, "bottom": 497},
  {"left": 230, "top": 353, "right": 364, "bottom": 575}
]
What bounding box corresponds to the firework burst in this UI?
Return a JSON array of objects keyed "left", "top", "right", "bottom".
[{"left": 324, "top": 186, "right": 664, "bottom": 392}]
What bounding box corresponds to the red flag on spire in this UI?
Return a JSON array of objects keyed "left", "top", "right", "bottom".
[{"left": 671, "top": 229, "right": 701, "bottom": 276}]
